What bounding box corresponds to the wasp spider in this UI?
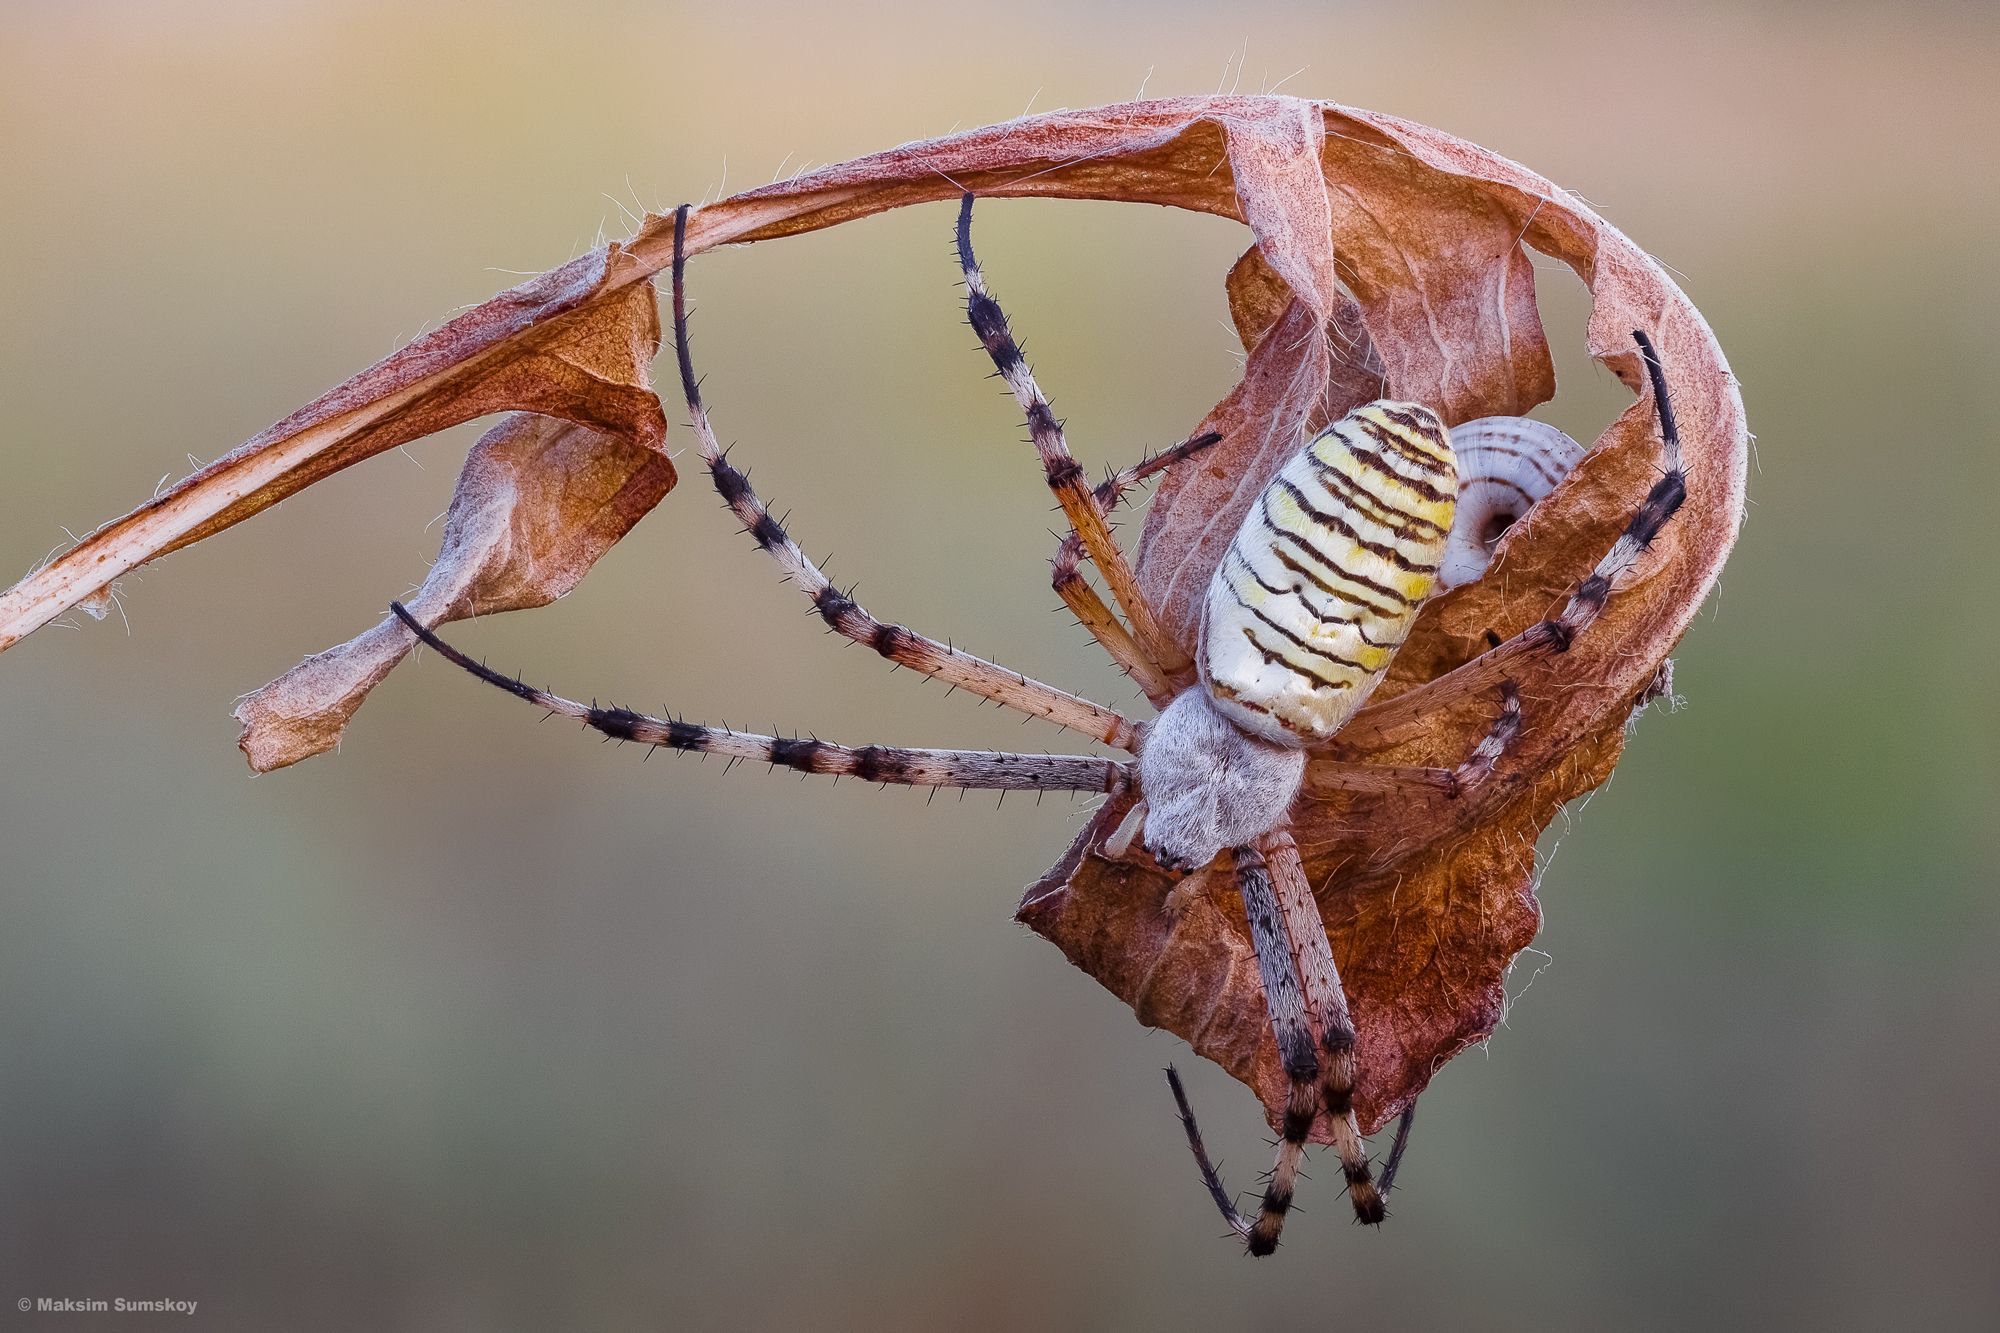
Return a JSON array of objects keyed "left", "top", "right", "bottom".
[{"left": 390, "top": 195, "right": 1688, "bottom": 1256}]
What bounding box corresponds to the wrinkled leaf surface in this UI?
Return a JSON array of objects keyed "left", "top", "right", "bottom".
[{"left": 0, "top": 98, "right": 1746, "bottom": 1129}]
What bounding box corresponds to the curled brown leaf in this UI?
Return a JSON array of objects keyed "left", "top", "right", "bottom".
[
  {"left": 0, "top": 246, "right": 670, "bottom": 652},
  {"left": 234, "top": 412, "right": 675, "bottom": 771},
  {"left": 0, "top": 98, "right": 1745, "bottom": 1129}
]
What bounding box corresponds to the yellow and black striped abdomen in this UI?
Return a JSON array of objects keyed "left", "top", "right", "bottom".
[{"left": 1200, "top": 401, "right": 1457, "bottom": 745}]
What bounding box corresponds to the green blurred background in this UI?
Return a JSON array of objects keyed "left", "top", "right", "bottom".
[{"left": 3, "top": 2, "right": 1996, "bottom": 1328}]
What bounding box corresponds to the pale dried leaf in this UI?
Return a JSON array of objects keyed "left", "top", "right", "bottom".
[
  {"left": 234, "top": 413, "right": 674, "bottom": 771},
  {"left": 0, "top": 248, "right": 668, "bottom": 651}
]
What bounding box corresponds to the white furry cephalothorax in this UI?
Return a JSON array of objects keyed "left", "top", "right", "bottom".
[{"left": 1134, "top": 686, "right": 1308, "bottom": 872}]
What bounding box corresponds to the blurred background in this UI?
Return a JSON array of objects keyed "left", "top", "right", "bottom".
[{"left": 3, "top": 1, "right": 1996, "bottom": 1328}]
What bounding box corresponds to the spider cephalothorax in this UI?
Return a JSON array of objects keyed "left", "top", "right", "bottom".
[
  {"left": 1122, "top": 687, "right": 1306, "bottom": 874},
  {"left": 392, "top": 194, "right": 1686, "bottom": 1256}
]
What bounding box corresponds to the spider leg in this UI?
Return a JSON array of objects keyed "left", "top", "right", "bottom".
[
  {"left": 390, "top": 603, "right": 1126, "bottom": 794},
  {"left": 1162, "top": 843, "right": 1322, "bottom": 1256},
  {"left": 1302, "top": 680, "right": 1522, "bottom": 802},
  {"left": 1164, "top": 1065, "right": 1256, "bottom": 1241},
  {"left": 1271, "top": 685, "right": 1522, "bottom": 1214},
  {"left": 1263, "top": 830, "right": 1385, "bottom": 1225},
  {"left": 1376, "top": 1101, "right": 1417, "bottom": 1199},
  {"left": 1337, "top": 330, "right": 1688, "bottom": 754},
  {"left": 956, "top": 193, "right": 1190, "bottom": 679},
  {"left": 667, "top": 206, "right": 1136, "bottom": 752},
  {"left": 1048, "top": 431, "right": 1221, "bottom": 707},
  {"left": 1096, "top": 430, "right": 1227, "bottom": 505},
  {"left": 1050, "top": 559, "right": 1173, "bottom": 705},
  {"left": 1163, "top": 836, "right": 1421, "bottom": 1247}
]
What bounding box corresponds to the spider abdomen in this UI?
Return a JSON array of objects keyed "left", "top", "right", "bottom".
[{"left": 1201, "top": 401, "right": 1457, "bottom": 745}]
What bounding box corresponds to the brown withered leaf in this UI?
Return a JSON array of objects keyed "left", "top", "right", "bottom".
[
  {"left": 234, "top": 413, "right": 675, "bottom": 771},
  {"left": 0, "top": 98, "right": 1745, "bottom": 1132},
  {"left": 0, "top": 246, "right": 669, "bottom": 652}
]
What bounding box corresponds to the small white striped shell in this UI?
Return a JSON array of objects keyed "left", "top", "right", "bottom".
[{"left": 1437, "top": 417, "right": 1587, "bottom": 590}]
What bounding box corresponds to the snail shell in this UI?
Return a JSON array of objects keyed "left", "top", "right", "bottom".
[{"left": 1438, "top": 417, "right": 1587, "bottom": 590}]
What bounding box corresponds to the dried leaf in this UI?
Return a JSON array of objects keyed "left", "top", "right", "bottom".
[
  {"left": 0, "top": 99, "right": 1394, "bottom": 661},
  {"left": 0, "top": 247, "right": 669, "bottom": 651},
  {"left": 0, "top": 98, "right": 1745, "bottom": 1131},
  {"left": 234, "top": 413, "right": 674, "bottom": 771}
]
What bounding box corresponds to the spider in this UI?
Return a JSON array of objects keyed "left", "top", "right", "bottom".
[{"left": 389, "top": 194, "right": 1687, "bottom": 1256}]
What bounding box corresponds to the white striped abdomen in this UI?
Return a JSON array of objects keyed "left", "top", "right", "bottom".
[{"left": 1200, "top": 401, "right": 1457, "bottom": 745}]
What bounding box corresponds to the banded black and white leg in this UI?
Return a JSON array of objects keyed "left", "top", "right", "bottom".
[
  {"left": 1167, "top": 842, "right": 1324, "bottom": 1255},
  {"left": 668, "top": 204, "right": 1137, "bottom": 752},
  {"left": 1161, "top": 681, "right": 1523, "bottom": 1246},
  {"left": 1242, "top": 841, "right": 1333, "bottom": 1253},
  {"left": 388, "top": 603, "right": 1127, "bottom": 796},
  {"left": 1263, "top": 832, "right": 1383, "bottom": 1225},
  {"left": 1163, "top": 838, "right": 1423, "bottom": 1253},
  {"left": 956, "top": 193, "right": 1192, "bottom": 681}
]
